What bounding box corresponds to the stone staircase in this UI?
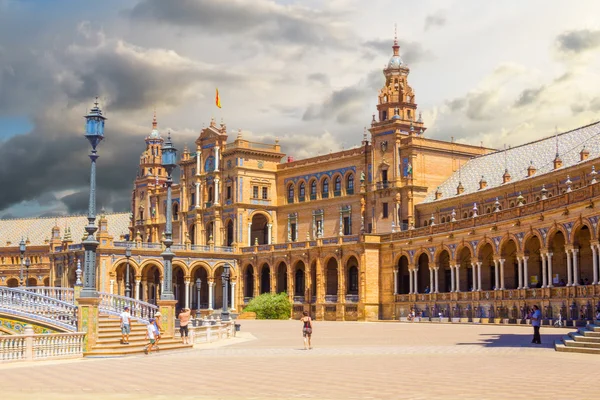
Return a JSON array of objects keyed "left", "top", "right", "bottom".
[
  {"left": 555, "top": 322, "right": 600, "bottom": 354},
  {"left": 84, "top": 314, "right": 193, "bottom": 357}
]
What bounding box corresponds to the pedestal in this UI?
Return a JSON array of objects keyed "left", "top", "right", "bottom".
[
  {"left": 157, "top": 299, "right": 177, "bottom": 337},
  {"left": 77, "top": 296, "right": 101, "bottom": 352}
]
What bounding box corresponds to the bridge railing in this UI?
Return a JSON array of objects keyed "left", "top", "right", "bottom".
[
  {"left": 0, "top": 287, "right": 78, "bottom": 331},
  {"left": 97, "top": 292, "right": 158, "bottom": 323},
  {"left": 23, "top": 287, "right": 75, "bottom": 303},
  {"left": 0, "top": 327, "right": 85, "bottom": 362}
]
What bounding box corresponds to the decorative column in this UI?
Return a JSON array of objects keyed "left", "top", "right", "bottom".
[
  {"left": 455, "top": 265, "right": 461, "bottom": 292},
  {"left": 230, "top": 281, "right": 236, "bottom": 311},
  {"left": 434, "top": 267, "right": 439, "bottom": 293},
  {"left": 450, "top": 265, "right": 455, "bottom": 292},
  {"left": 196, "top": 150, "right": 201, "bottom": 175},
  {"left": 547, "top": 252, "right": 553, "bottom": 288},
  {"left": 184, "top": 279, "right": 190, "bottom": 308},
  {"left": 566, "top": 249, "right": 572, "bottom": 286},
  {"left": 208, "top": 280, "right": 214, "bottom": 310},
  {"left": 413, "top": 269, "right": 419, "bottom": 294},
  {"left": 471, "top": 263, "right": 477, "bottom": 291},
  {"left": 214, "top": 146, "right": 220, "bottom": 171},
  {"left": 221, "top": 263, "right": 231, "bottom": 321},
  {"left": 393, "top": 267, "right": 398, "bottom": 295},
  {"left": 109, "top": 279, "right": 114, "bottom": 294},
  {"left": 267, "top": 224, "right": 272, "bottom": 245},
  {"left": 195, "top": 183, "right": 200, "bottom": 208},
  {"left": 593, "top": 244, "right": 599, "bottom": 285},
  {"left": 135, "top": 278, "right": 141, "bottom": 300},
  {"left": 542, "top": 253, "right": 548, "bottom": 288},
  {"left": 248, "top": 222, "right": 252, "bottom": 246},
  {"left": 523, "top": 256, "right": 529, "bottom": 289},
  {"left": 572, "top": 248, "right": 579, "bottom": 286},
  {"left": 477, "top": 262, "right": 482, "bottom": 291},
  {"left": 517, "top": 257, "right": 523, "bottom": 289},
  {"left": 409, "top": 268, "right": 414, "bottom": 294},
  {"left": 429, "top": 268, "right": 434, "bottom": 294},
  {"left": 214, "top": 178, "right": 220, "bottom": 205},
  {"left": 494, "top": 259, "right": 499, "bottom": 290},
  {"left": 499, "top": 258, "right": 505, "bottom": 290}
]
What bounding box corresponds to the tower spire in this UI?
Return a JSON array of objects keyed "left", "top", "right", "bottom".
[
  {"left": 152, "top": 108, "right": 157, "bottom": 130},
  {"left": 392, "top": 23, "right": 400, "bottom": 56}
]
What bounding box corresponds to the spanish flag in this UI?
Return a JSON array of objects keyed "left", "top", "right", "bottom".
[{"left": 215, "top": 88, "right": 221, "bottom": 108}]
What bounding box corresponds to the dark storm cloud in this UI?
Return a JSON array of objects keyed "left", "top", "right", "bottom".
[
  {"left": 362, "top": 39, "right": 434, "bottom": 65},
  {"left": 556, "top": 29, "right": 600, "bottom": 53},
  {"left": 128, "top": 0, "right": 347, "bottom": 47},
  {"left": 514, "top": 86, "right": 545, "bottom": 107},
  {"left": 307, "top": 73, "right": 330, "bottom": 86},
  {"left": 424, "top": 11, "right": 446, "bottom": 31},
  {"left": 302, "top": 70, "right": 381, "bottom": 124},
  {"left": 446, "top": 90, "right": 496, "bottom": 121}
]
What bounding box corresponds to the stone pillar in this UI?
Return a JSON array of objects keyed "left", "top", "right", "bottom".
[
  {"left": 214, "top": 178, "right": 220, "bottom": 205},
  {"left": 517, "top": 257, "right": 523, "bottom": 289},
  {"left": 450, "top": 265, "right": 455, "bottom": 292},
  {"left": 477, "top": 262, "right": 482, "bottom": 291},
  {"left": 195, "top": 183, "right": 200, "bottom": 208},
  {"left": 429, "top": 268, "right": 434, "bottom": 294},
  {"left": 208, "top": 280, "right": 214, "bottom": 310},
  {"left": 109, "top": 279, "right": 114, "bottom": 295},
  {"left": 572, "top": 248, "right": 580, "bottom": 286},
  {"left": 471, "top": 263, "right": 476, "bottom": 291},
  {"left": 566, "top": 249, "right": 572, "bottom": 286},
  {"left": 494, "top": 259, "right": 499, "bottom": 290},
  {"left": 247, "top": 222, "right": 252, "bottom": 247},
  {"left": 413, "top": 269, "right": 419, "bottom": 294},
  {"left": 499, "top": 258, "right": 505, "bottom": 290},
  {"left": 434, "top": 267, "right": 439, "bottom": 293},
  {"left": 455, "top": 265, "right": 461, "bottom": 292},
  {"left": 542, "top": 253, "right": 548, "bottom": 288},
  {"left": 593, "top": 244, "right": 599, "bottom": 285},
  {"left": 547, "top": 253, "right": 553, "bottom": 288},
  {"left": 393, "top": 267, "right": 398, "bottom": 295},
  {"left": 214, "top": 147, "right": 220, "bottom": 171},
  {"left": 135, "top": 279, "right": 141, "bottom": 301},
  {"left": 523, "top": 256, "right": 529, "bottom": 289},
  {"left": 267, "top": 224, "right": 272, "bottom": 245},
  {"left": 230, "top": 281, "right": 236, "bottom": 311},
  {"left": 409, "top": 268, "right": 414, "bottom": 294},
  {"left": 156, "top": 299, "right": 177, "bottom": 337},
  {"left": 77, "top": 297, "right": 101, "bottom": 352},
  {"left": 184, "top": 280, "right": 190, "bottom": 308}
]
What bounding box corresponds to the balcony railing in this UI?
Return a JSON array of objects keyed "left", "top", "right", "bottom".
[
  {"left": 376, "top": 181, "right": 390, "bottom": 190},
  {"left": 310, "top": 194, "right": 317, "bottom": 200},
  {"left": 287, "top": 197, "right": 294, "bottom": 204},
  {"left": 345, "top": 294, "right": 359, "bottom": 303},
  {"left": 334, "top": 190, "right": 341, "bottom": 197},
  {"left": 346, "top": 187, "right": 354, "bottom": 195},
  {"left": 322, "top": 192, "right": 329, "bottom": 199},
  {"left": 299, "top": 196, "right": 305, "bottom": 202},
  {"left": 325, "top": 295, "right": 338, "bottom": 303}
]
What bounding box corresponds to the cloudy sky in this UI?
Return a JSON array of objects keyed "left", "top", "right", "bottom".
[{"left": 1, "top": 0, "right": 600, "bottom": 218}]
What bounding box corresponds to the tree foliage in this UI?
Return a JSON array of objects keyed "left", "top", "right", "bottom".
[{"left": 244, "top": 293, "right": 291, "bottom": 319}]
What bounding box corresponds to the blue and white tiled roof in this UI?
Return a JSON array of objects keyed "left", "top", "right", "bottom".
[{"left": 423, "top": 121, "right": 600, "bottom": 203}]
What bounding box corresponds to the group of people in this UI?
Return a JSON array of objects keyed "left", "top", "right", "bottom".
[{"left": 118, "top": 306, "right": 164, "bottom": 354}]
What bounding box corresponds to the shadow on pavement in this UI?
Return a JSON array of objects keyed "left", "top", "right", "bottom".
[{"left": 456, "top": 332, "right": 567, "bottom": 349}]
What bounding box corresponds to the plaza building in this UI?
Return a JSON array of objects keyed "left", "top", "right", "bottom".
[{"left": 2, "top": 38, "right": 600, "bottom": 323}]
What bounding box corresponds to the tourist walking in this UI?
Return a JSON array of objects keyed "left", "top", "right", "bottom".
[
  {"left": 301, "top": 311, "right": 313, "bottom": 350},
  {"left": 144, "top": 318, "right": 157, "bottom": 354},
  {"left": 178, "top": 308, "right": 191, "bottom": 344},
  {"left": 120, "top": 306, "right": 131, "bottom": 345},
  {"left": 531, "top": 305, "right": 542, "bottom": 344},
  {"left": 153, "top": 311, "right": 163, "bottom": 347}
]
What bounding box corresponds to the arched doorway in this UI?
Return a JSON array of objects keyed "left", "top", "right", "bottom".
[
  {"left": 251, "top": 213, "right": 269, "bottom": 245},
  {"left": 189, "top": 224, "right": 196, "bottom": 245},
  {"left": 397, "top": 256, "right": 409, "bottom": 294},
  {"left": 43, "top": 277, "right": 50, "bottom": 286},
  {"left": 346, "top": 256, "right": 359, "bottom": 299},
  {"left": 310, "top": 261, "right": 317, "bottom": 299},
  {"left": 206, "top": 221, "right": 214, "bottom": 244},
  {"left": 457, "top": 247, "right": 473, "bottom": 291},
  {"left": 276, "top": 262, "right": 287, "bottom": 293},
  {"left": 549, "top": 231, "right": 567, "bottom": 286},
  {"left": 173, "top": 266, "right": 186, "bottom": 310},
  {"left": 438, "top": 250, "right": 450, "bottom": 292},
  {"left": 416, "top": 253, "right": 429, "bottom": 293},
  {"left": 294, "top": 261, "right": 305, "bottom": 297},
  {"left": 115, "top": 261, "right": 137, "bottom": 298},
  {"left": 214, "top": 265, "right": 233, "bottom": 309},
  {"left": 325, "top": 258, "right": 338, "bottom": 300},
  {"left": 573, "top": 225, "right": 593, "bottom": 285},
  {"left": 226, "top": 220, "right": 234, "bottom": 246},
  {"left": 191, "top": 266, "right": 209, "bottom": 310},
  {"left": 142, "top": 264, "right": 162, "bottom": 304},
  {"left": 7, "top": 278, "right": 18, "bottom": 287},
  {"left": 260, "top": 264, "right": 271, "bottom": 294},
  {"left": 500, "top": 239, "right": 518, "bottom": 289},
  {"left": 524, "top": 235, "right": 542, "bottom": 288},
  {"left": 478, "top": 243, "right": 494, "bottom": 290},
  {"left": 244, "top": 265, "right": 255, "bottom": 299}
]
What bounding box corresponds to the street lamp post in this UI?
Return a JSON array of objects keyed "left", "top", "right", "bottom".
[
  {"left": 196, "top": 278, "right": 202, "bottom": 315},
  {"left": 161, "top": 132, "right": 178, "bottom": 300},
  {"left": 19, "top": 238, "right": 26, "bottom": 287},
  {"left": 125, "top": 244, "right": 132, "bottom": 298},
  {"left": 221, "top": 263, "right": 231, "bottom": 321},
  {"left": 81, "top": 98, "right": 106, "bottom": 298},
  {"left": 25, "top": 258, "right": 31, "bottom": 286}
]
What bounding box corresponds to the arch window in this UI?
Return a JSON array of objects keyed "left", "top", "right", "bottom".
[
  {"left": 310, "top": 180, "right": 317, "bottom": 200},
  {"left": 334, "top": 176, "right": 342, "bottom": 197},
  {"left": 287, "top": 184, "right": 294, "bottom": 204},
  {"left": 173, "top": 203, "right": 179, "bottom": 221},
  {"left": 346, "top": 174, "right": 354, "bottom": 195},
  {"left": 299, "top": 182, "right": 306, "bottom": 202},
  {"left": 322, "top": 178, "right": 329, "bottom": 199},
  {"left": 441, "top": 217, "right": 446, "bottom": 223}
]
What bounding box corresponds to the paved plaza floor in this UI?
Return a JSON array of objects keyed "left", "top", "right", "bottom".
[{"left": 1, "top": 320, "right": 600, "bottom": 399}]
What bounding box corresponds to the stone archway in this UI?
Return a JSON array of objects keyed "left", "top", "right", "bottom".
[
  {"left": 573, "top": 226, "right": 593, "bottom": 285},
  {"left": 325, "top": 258, "right": 338, "bottom": 299},
  {"left": 524, "top": 235, "right": 542, "bottom": 288},
  {"left": 397, "top": 256, "right": 410, "bottom": 294},
  {"left": 457, "top": 247, "right": 473, "bottom": 291},
  {"left": 549, "top": 231, "right": 567, "bottom": 286},
  {"left": 213, "top": 265, "right": 233, "bottom": 309},
  {"left": 294, "top": 261, "right": 306, "bottom": 297},
  {"left": 437, "top": 250, "right": 450, "bottom": 292},
  {"left": 244, "top": 265, "right": 255, "bottom": 299},
  {"left": 6, "top": 278, "right": 18, "bottom": 287},
  {"left": 260, "top": 264, "right": 271, "bottom": 294},
  {"left": 251, "top": 213, "right": 270, "bottom": 246},
  {"left": 501, "top": 240, "right": 518, "bottom": 290},
  {"left": 141, "top": 264, "right": 162, "bottom": 304},
  {"left": 226, "top": 220, "right": 234, "bottom": 246},
  {"left": 346, "top": 256, "right": 359, "bottom": 297},
  {"left": 276, "top": 262, "right": 288, "bottom": 294},
  {"left": 190, "top": 265, "right": 209, "bottom": 310}
]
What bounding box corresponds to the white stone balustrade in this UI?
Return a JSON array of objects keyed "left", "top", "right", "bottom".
[{"left": 0, "top": 326, "right": 85, "bottom": 363}]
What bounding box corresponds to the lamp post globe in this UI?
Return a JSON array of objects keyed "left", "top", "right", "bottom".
[
  {"left": 19, "top": 238, "right": 26, "bottom": 287},
  {"left": 160, "top": 132, "right": 178, "bottom": 300},
  {"left": 81, "top": 98, "right": 107, "bottom": 298},
  {"left": 125, "top": 244, "right": 132, "bottom": 298}
]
